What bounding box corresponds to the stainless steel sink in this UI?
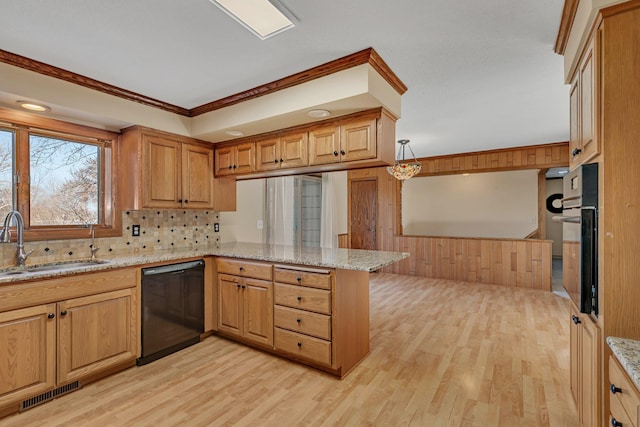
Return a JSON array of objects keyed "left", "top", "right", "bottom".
[{"left": 0, "top": 259, "right": 109, "bottom": 276}]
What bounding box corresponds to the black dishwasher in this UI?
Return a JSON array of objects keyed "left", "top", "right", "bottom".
[{"left": 137, "top": 259, "right": 205, "bottom": 366}]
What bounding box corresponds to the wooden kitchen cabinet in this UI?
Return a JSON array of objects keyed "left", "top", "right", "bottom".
[
  {"left": 57, "top": 288, "right": 137, "bottom": 384},
  {"left": 0, "top": 304, "right": 56, "bottom": 409},
  {"left": 122, "top": 126, "right": 236, "bottom": 211},
  {"left": 0, "top": 269, "right": 138, "bottom": 415},
  {"left": 217, "top": 258, "right": 273, "bottom": 347},
  {"left": 309, "top": 118, "right": 376, "bottom": 165},
  {"left": 214, "top": 142, "right": 255, "bottom": 176},
  {"left": 569, "top": 34, "right": 599, "bottom": 170},
  {"left": 608, "top": 355, "right": 640, "bottom": 427},
  {"left": 255, "top": 133, "right": 308, "bottom": 172},
  {"left": 570, "top": 302, "right": 601, "bottom": 427}
]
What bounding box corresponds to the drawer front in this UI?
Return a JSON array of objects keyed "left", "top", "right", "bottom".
[
  {"left": 609, "top": 356, "right": 640, "bottom": 426},
  {"left": 274, "top": 305, "right": 331, "bottom": 340},
  {"left": 217, "top": 258, "right": 272, "bottom": 281},
  {"left": 275, "top": 327, "right": 331, "bottom": 366},
  {"left": 274, "top": 268, "right": 331, "bottom": 290},
  {"left": 274, "top": 283, "right": 331, "bottom": 315},
  {"left": 610, "top": 399, "right": 634, "bottom": 427}
]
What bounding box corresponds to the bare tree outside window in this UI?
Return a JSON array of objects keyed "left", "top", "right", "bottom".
[
  {"left": 29, "top": 135, "right": 99, "bottom": 226},
  {"left": 0, "top": 129, "right": 14, "bottom": 222}
]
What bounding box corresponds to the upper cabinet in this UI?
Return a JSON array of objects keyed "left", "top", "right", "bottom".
[
  {"left": 569, "top": 35, "right": 599, "bottom": 170},
  {"left": 214, "top": 108, "right": 396, "bottom": 179},
  {"left": 214, "top": 142, "right": 255, "bottom": 176},
  {"left": 255, "top": 133, "right": 308, "bottom": 172},
  {"left": 121, "top": 127, "right": 236, "bottom": 211}
]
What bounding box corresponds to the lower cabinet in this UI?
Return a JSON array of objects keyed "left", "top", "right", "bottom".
[
  {"left": 570, "top": 302, "right": 601, "bottom": 427},
  {"left": 218, "top": 272, "right": 274, "bottom": 347},
  {"left": 608, "top": 355, "right": 640, "bottom": 427},
  {"left": 0, "top": 269, "right": 138, "bottom": 413}
]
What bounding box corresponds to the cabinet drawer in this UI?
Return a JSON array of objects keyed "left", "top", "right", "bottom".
[
  {"left": 274, "top": 305, "right": 331, "bottom": 340},
  {"left": 217, "top": 258, "right": 272, "bottom": 280},
  {"left": 274, "top": 267, "right": 331, "bottom": 290},
  {"left": 274, "top": 283, "right": 331, "bottom": 315},
  {"left": 275, "top": 327, "right": 331, "bottom": 366},
  {"left": 609, "top": 356, "right": 640, "bottom": 426}
]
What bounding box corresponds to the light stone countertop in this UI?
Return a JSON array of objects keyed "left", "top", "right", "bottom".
[
  {"left": 0, "top": 242, "right": 409, "bottom": 284},
  {"left": 607, "top": 336, "right": 640, "bottom": 391}
]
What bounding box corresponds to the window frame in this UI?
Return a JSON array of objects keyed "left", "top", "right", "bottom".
[{"left": 0, "top": 107, "right": 121, "bottom": 241}]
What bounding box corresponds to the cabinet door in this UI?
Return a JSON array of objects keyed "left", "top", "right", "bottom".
[
  {"left": 280, "top": 132, "right": 308, "bottom": 169},
  {"left": 58, "top": 289, "right": 137, "bottom": 384},
  {"left": 235, "top": 143, "right": 256, "bottom": 174},
  {"left": 569, "top": 304, "right": 581, "bottom": 408},
  {"left": 218, "top": 274, "right": 243, "bottom": 337},
  {"left": 579, "top": 37, "right": 598, "bottom": 162},
  {"left": 143, "top": 135, "right": 181, "bottom": 208},
  {"left": 243, "top": 278, "right": 273, "bottom": 346},
  {"left": 256, "top": 138, "right": 281, "bottom": 171},
  {"left": 309, "top": 126, "right": 340, "bottom": 165},
  {"left": 341, "top": 119, "right": 376, "bottom": 162},
  {"left": 215, "top": 146, "right": 235, "bottom": 176},
  {"left": 0, "top": 304, "right": 56, "bottom": 408},
  {"left": 182, "top": 143, "right": 213, "bottom": 208},
  {"left": 580, "top": 315, "right": 600, "bottom": 427},
  {"left": 569, "top": 77, "right": 580, "bottom": 170}
]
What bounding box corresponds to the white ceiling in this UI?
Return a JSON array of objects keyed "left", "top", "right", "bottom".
[{"left": 0, "top": 0, "right": 568, "bottom": 158}]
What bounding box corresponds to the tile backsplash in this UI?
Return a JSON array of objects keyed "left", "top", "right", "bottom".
[{"left": 0, "top": 210, "right": 220, "bottom": 269}]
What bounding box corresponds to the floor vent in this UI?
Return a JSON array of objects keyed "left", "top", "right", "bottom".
[{"left": 19, "top": 381, "right": 81, "bottom": 412}]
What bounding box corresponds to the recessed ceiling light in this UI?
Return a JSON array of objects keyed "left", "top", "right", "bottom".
[
  {"left": 17, "top": 101, "right": 51, "bottom": 112},
  {"left": 308, "top": 109, "right": 331, "bottom": 118},
  {"left": 209, "top": 0, "right": 295, "bottom": 40},
  {"left": 225, "top": 130, "right": 245, "bottom": 137}
]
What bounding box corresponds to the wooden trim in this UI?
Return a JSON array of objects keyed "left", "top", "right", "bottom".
[
  {"left": 1, "top": 48, "right": 406, "bottom": 119},
  {"left": 415, "top": 141, "right": 569, "bottom": 177},
  {"left": 337, "top": 234, "right": 349, "bottom": 249},
  {"left": 554, "top": 0, "right": 580, "bottom": 54},
  {"left": 0, "top": 49, "right": 190, "bottom": 117},
  {"left": 600, "top": 0, "right": 640, "bottom": 17},
  {"left": 538, "top": 169, "right": 547, "bottom": 240},
  {"left": 191, "top": 48, "right": 407, "bottom": 116}
]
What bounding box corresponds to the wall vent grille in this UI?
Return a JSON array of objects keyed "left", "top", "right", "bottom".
[{"left": 19, "top": 381, "right": 81, "bottom": 412}]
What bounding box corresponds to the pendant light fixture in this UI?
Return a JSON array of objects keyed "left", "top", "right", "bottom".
[{"left": 387, "top": 139, "right": 422, "bottom": 180}]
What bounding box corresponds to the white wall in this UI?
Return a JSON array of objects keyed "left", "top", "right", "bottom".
[
  {"left": 219, "top": 171, "right": 348, "bottom": 244},
  {"left": 219, "top": 179, "right": 265, "bottom": 243},
  {"left": 401, "top": 170, "right": 539, "bottom": 239}
]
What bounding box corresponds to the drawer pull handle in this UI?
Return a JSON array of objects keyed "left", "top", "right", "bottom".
[
  {"left": 60, "top": 310, "right": 68, "bottom": 316},
  {"left": 239, "top": 266, "right": 244, "bottom": 271},
  {"left": 241, "top": 285, "right": 246, "bottom": 289},
  {"left": 47, "top": 313, "right": 55, "bottom": 319},
  {"left": 610, "top": 384, "right": 622, "bottom": 394},
  {"left": 296, "top": 318, "right": 301, "bottom": 324},
  {"left": 236, "top": 284, "right": 241, "bottom": 289},
  {"left": 297, "top": 296, "right": 302, "bottom": 302},
  {"left": 572, "top": 148, "right": 583, "bottom": 157},
  {"left": 571, "top": 315, "right": 581, "bottom": 325},
  {"left": 297, "top": 342, "right": 302, "bottom": 348},
  {"left": 611, "top": 418, "right": 622, "bottom": 427},
  {"left": 296, "top": 276, "right": 302, "bottom": 282}
]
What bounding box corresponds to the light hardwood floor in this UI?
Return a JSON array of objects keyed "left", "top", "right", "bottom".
[{"left": 1, "top": 274, "right": 579, "bottom": 427}]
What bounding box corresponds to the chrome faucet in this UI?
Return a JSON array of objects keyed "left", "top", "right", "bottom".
[
  {"left": 89, "top": 224, "right": 100, "bottom": 260},
  {"left": 0, "top": 211, "right": 34, "bottom": 267}
]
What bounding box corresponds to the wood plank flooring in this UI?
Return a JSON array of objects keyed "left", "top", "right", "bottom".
[{"left": 0, "top": 274, "right": 579, "bottom": 427}]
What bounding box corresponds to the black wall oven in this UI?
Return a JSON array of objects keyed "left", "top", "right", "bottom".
[{"left": 560, "top": 163, "right": 599, "bottom": 316}]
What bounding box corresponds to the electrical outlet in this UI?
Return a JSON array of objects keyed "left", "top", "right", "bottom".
[
  {"left": 214, "top": 223, "right": 220, "bottom": 232},
  {"left": 132, "top": 224, "right": 140, "bottom": 236}
]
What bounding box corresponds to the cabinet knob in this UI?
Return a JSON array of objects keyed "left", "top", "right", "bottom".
[
  {"left": 178, "top": 199, "right": 183, "bottom": 203},
  {"left": 228, "top": 165, "right": 233, "bottom": 169},
  {"left": 279, "top": 158, "right": 283, "bottom": 163},
  {"left": 60, "top": 310, "right": 68, "bottom": 316},
  {"left": 296, "top": 318, "right": 301, "bottom": 324},
  {"left": 610, "top": 384, "right": 622, "bottom": 394},
  {"left": 333, "top": 151, "right": 339, "bottom": 156},
  {"left": 274, "top": 159, "right": 279, "bottom": 164},
  {"left": 47, "top": 313, "right": 55, "bottom": 319},
  {"left": 297, "top": 342, "right": 302, "bottom": 348},
  {"left": 297, "top": 296, "right": 302, "bottom": 302},
  {"left": 184, "top": 200, "right": 188, "bottom": 204},
  {"left": 239, "top": 266, "right": 244, "bottom": 271},
  {"left": 571, "top": 315, "right": 581, "bottom": 325},
  {"left": 236, "top": 284, "right": 241, "bottom": 289},
  {"left": 232, "top": 165, "right": 237, "bottom": 169},
  {"left": 296, "top": 276, "right": 302, "bottom": 282},
  {"left": 241, "top": 285, "right": 246, "bottom": 289},
  {"left": 572, "top": 148, "right": 583, "bottom": 157},
  {"left": 340, "top": 150, "right": 345, "bottom": 155},
  {"left": 611, "top": 418, "right": 622, "bottom": 427}
]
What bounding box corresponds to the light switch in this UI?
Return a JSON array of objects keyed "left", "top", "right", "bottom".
[{"left": 257, "top": 220, "right": 263, "bottom": 230}]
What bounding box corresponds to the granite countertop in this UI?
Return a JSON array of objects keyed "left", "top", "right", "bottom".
[
  {"left": 607, "top": 336, "right": 640, "bottom": 390},
  {"left": 0, "top": 242, "right": 409, "bottom": 284}
]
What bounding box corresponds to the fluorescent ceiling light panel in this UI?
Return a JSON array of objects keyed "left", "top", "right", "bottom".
[{"left": 210, "top": 0, "right": 295, "bottom": 40}]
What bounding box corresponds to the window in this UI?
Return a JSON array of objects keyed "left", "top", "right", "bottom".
[{"left": 0, "top": 108, "right": 120, "bottom": 240}]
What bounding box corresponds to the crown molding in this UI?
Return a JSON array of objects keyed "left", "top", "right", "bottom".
[{"left": 554, "top": 0, "right": 580, "bottom": 54}]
